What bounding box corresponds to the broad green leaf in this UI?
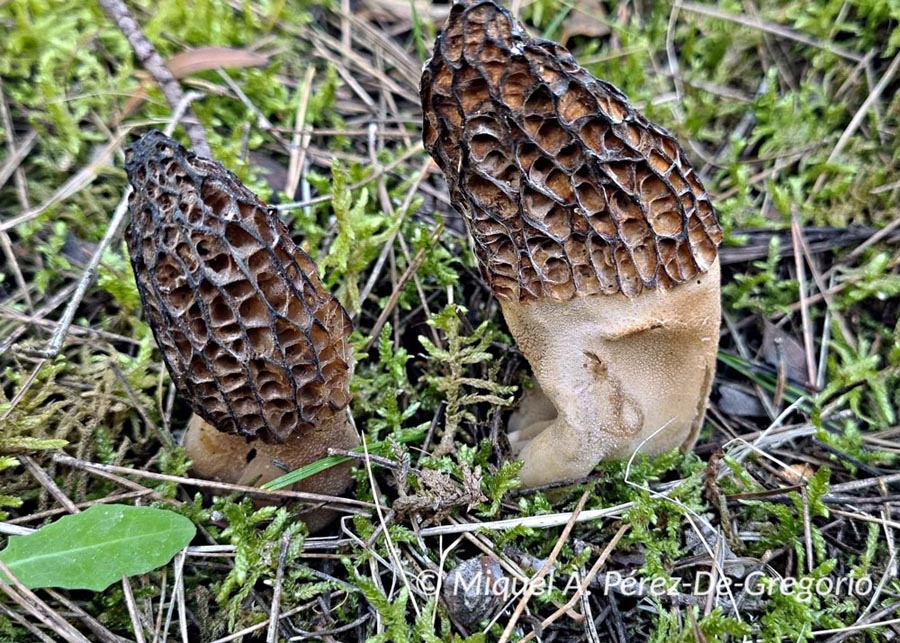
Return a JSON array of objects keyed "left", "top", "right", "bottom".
[{"left": 0, "top": 504, "right": 195, "bottom": 590}]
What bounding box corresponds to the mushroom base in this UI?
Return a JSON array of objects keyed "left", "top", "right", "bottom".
[
  {"left": 182, "top": 412, "right": 359, "bottom": 532},
  {"left": 502, "top": 260, "right": 721, "bottom": 487}
]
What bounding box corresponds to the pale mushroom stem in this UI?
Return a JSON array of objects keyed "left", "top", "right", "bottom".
[{"left": 504, "top": 261, "right": 720, "bottom": 487}]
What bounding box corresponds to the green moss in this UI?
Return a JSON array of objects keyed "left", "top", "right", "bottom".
[{"left": 2, "top": 0, "right": 899, "bottom": 639}]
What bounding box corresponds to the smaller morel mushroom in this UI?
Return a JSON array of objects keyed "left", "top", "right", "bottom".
[
  {"left": 421, "top": 1, "right": 723, "bottom": 486},
  {"left": 125, "top": 131, "right": 358, "bottom": 526}
]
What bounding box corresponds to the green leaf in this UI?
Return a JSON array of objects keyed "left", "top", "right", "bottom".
[
  {"left": 0, "top": 504, "right": 195, "bottom": 590},
  {"left": 262, "top": 427, "right": 426, "bottom": 490}
]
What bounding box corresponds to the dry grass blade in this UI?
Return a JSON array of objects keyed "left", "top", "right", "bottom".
[
  {"left": 0, "top": 560, "right": 92, "bottom": 643},
  {"left": 285, "top": 66, "right": 317, "bottom": 198},
  {"left": 679, "top": 2, "right": 864, "bottom": 62},
  {"left": 0, "top": 131, "right": 37, "bottom": 193},
  {"left": 519, "top": 523, "right": 630, "bottom": 642},
  {"left": 0, "top": 133, "right": 127, "bottom": 234},
  {"left": 265, "top": 532, "right": 292, "bottom": 643},
  {"left": 45, "top": 589, "right": 131, "bottom": 643},
  {"left": 498, "top": 490, "right": 591, "bottom": 643},
  {"left": 16, "top": 187, "right": 131, "bottom": 358},
  {"left": 122, "top": 576, "right": 147, "bottom": 643}
]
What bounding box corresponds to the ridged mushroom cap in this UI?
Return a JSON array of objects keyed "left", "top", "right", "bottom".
[
  {"left": 125, "top": 131, "right": 352, "bottom": 444},
  {"left": 421, "top": 0, "right": 723, "bottom": 301}
]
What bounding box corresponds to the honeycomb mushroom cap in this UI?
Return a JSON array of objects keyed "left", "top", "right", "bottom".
[
  {"left": 421, "top": 0, "right": 723, "bottom": 301},
  {"left": 125, "top": 130, "right": 352, "bottom": 444}
]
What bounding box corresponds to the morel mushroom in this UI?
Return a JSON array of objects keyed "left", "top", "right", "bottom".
[
  {"left": 125, "top": 131, "right": 358, "bottom": 520},
  {"left": 421, "top": 1, "right": 723, "bottom": 486}
]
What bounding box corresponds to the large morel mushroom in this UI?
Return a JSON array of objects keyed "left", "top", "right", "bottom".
[
  {"left": 125, "top": 131, "right": 358, "bottom": 524},
  {"left": 421, "top": 1, "right": 723, "bottom": 486}
]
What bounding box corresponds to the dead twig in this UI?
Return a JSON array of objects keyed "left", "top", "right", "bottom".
[
  {"left": 97, "top": 0, "right": 210, "bottom": 156},
  {"left": 51, "top": 452, "right": 374, "bottom": 511}
]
